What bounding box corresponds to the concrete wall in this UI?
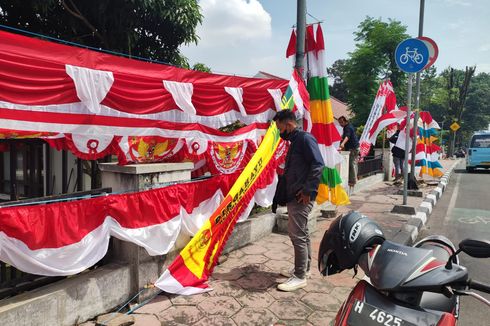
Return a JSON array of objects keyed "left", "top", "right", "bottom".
[
  {"left": 0, "top": 264, "right": 132, "bottom": 326},
  {"left": 337, "top": 151, "right": 350, "bottom": 189}
]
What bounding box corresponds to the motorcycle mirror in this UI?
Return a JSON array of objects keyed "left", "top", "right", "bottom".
[
  {"left": 459, "top": 238, "right": 490, "bottom": 258},
  {"left": 446, "top": 238, "right": 490, "bottom": 269}
]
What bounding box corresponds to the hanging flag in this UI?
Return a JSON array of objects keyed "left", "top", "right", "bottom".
[
  {"left": 359, "top": 81, "right": 397, "bottom": 158},
  {"left": 286, "top": 29, "right": 297, "bottom": 58},
  {"left": 366, "top": 109, "right": 406, "bottom": 145},
  {"left": 306, "top": 24, "right": 349, "bottom": 205},
  {"left": 281, "top": 69, "right": 310, "bottom": 114},
  {"left": 417, "top": 111, "right": 443, "bottom": 177}
]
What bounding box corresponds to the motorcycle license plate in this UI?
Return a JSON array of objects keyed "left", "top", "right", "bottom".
[{"left": 347, "top": 300, "right": 417, "bottom": 326}]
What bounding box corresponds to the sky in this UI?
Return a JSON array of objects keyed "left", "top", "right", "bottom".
[{"left": 181, "top": 0, "right": 490, "bottom": 78}]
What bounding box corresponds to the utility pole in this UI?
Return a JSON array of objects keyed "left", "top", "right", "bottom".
[{"left": 295, "top": 0, "right": 306, "bottom": 76}]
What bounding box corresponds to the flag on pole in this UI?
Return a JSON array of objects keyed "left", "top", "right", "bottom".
[
  {"left": 286, "top": 29, "right": 297, "bottom": 58},
  {"left": 358, "top": 81, "right": 397, "bottom": 158},
  {"left": 366, "top": 109, "right": 406, "bottom": 145},
  {"left": 306, "top": 24, "right": 349, "bottom": 205}
]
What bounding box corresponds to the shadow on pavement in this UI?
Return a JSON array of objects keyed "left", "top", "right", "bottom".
[{"left": 212, "top": 264, "right": 280, "bottom": 293}]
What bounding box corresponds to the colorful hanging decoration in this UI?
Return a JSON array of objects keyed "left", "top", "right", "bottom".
[
  {"left": 0, "top": 29, "right": 299, "bottom": 174},
  {"left": 416, "top": 112, "right": 444, "bottom": 177},
  {"left": 304, "top": 24, "right": 349, "bottom": 205}
]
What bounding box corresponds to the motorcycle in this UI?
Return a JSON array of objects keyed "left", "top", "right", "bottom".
[{"left": 318, "top": 212, "right": 490, "bottom": 326}]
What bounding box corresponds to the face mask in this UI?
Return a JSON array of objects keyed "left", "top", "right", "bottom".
[{"left": 280, "top": 129, "right": 291, "bottom": 140}]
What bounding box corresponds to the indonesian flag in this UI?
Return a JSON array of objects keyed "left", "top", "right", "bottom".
[
  {"left": 359, "top": 81, "right": 397, "bottom": 158},
  {"left": 286, "top": 29, "right": 297, "bottom": 58},
  {"left": 367, "top": 109, "right": 406, "bottom": 145}
]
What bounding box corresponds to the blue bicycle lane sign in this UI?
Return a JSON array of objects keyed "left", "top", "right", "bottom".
[{"left": 395, "top": 38, "right": 429, "bottom": 73}]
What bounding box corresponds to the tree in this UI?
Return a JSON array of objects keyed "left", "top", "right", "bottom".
[
  {"left": 419, "top": 65, "right": 438, "bottom": 111},
  {"left": 0, "top": 0, "right": 202, "bottom": 66},
  {"left": 328, "top": 59, "right": 349, "bottom": 102},
  {"left": 426, "top": 66, "right": 480, "bottom": 153},
  {"left": 341, "top": 17, "right": 409, "bottom": 125},
  {"left": 458, "top": 72, "right": 490, "bottom": 143},
  {"left": 191, "top": 63, "right": 212, "bottom": 73}
]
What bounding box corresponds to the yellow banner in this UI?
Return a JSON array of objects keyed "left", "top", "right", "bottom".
[{"left": 179, "top": 122, "right": 281, "bottom": 279}]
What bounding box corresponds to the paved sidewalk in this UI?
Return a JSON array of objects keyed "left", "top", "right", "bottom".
[
  {"left": 122, "top": 219, "right": 362, "bottom": 326},
  {"left": 85, "top": 159, "right": 457, "bottom": 326}
]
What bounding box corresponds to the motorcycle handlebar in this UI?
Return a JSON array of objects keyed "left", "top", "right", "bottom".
[{"left": 468, "top": 279, "right": 490, "bottom": 294}]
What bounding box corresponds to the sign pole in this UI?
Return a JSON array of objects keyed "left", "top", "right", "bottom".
[
  {"left": 409, "top": 0, "right": 425, "bottom": 189},
  {"left": 393, "top": 36, "right": 433, "bottom": 211},
  {"left": 452, "top": 129, "right": 457, "bottom": 157},
  {"left": 403, "top": 74, "right": 413, "bottom": 205}
]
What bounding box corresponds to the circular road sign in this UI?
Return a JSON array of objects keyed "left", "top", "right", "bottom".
[
  {"left": 418, "top": 36, "right": 439, "bottom": 69},
  {"left": 395, "top": 38, "right": 430, "bottom": 73}
]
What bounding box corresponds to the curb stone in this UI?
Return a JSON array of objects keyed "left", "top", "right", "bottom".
[{"left": 397, "top": 159, "right": 462, "bottom": 245}]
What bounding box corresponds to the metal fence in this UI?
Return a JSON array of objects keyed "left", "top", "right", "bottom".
[
  {"left": 358, "top": 154, "right": 383, "bottom": 178},
  {"left": 0, "top": 188, "right": 112, "bottom": 300}
]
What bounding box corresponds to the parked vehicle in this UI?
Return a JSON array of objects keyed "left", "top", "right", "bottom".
[
  {"left": 466, "top": 131, "right": 490, "bottom": 172},
  {"left": 454, "top": 148, "right": 466, "bottom": 158},
  {"left": 318, "top": 212, "right": 490, "bottom": 326}
]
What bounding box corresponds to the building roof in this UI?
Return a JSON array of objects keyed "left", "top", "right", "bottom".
[
  {"left": 255, "top": 71, "right": 352, "bottom": 119},
  {"left": 254, "top": 71, "right": 285, "bottom": 80},
  {"left": 330, "top": 96, "right": 352, "bottom": 119}
]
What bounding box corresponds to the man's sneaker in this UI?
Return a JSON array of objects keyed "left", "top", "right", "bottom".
[
  {"left": 280, "top": 267, "right": 311, "bottom": 278},
  {"left": 277, "top": 276, "right": 307, "bottom": 292}
]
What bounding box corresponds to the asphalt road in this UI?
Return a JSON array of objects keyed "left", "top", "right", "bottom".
[{"left": 418, "top": 161, "right": 490, "bottom": 325}]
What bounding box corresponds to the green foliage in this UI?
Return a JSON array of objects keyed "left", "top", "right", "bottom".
[
  {"left": 328, "top": 59, "right": 349, "bottom": 102},
  {"left": 420, "top": 67, "right": 488, "bottom": 148},
  {"left": 342, "top": 17, "right": 409, "bottom": 125},
  {"left": 0, "top": 0, "right": 202, "bottom": 65},
  {"left": 458, "top": 72, "right": 490, "bottom": 143},
  {"left": 191, "top": 62, "right": 212, "bottom": 73}
]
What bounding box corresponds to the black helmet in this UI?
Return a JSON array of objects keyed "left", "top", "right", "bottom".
[{"left": 318, "top": 211, "right": 385, "bottom": 276}]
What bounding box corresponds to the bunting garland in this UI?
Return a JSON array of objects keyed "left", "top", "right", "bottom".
[{"left": 0, "top": 29, "right": 296, "bottom": 176}]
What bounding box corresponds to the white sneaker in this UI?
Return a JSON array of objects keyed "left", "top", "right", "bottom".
[
  {"left": 280, "top": 267, "right": 311, "bottom": 278},
  {"left": 277, "top": 276, "right": 307, "bottom": 292}
]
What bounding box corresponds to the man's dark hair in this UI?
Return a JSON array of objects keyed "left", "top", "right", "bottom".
[
  {"left": 273, "top": 109, "right": 296, "bottom": 123},
  {"left": 338, "top": 116, "right": 348, "bottom": 123}
]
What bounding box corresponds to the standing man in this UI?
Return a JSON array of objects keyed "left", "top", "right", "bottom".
[
  {"left": 273, "top": 109, "right": 324, "bottom": 292},
  {"left": 338, "top": 116, "right": 360, "bottom": 192},
  {"left": 389, "top": 126, "right": 405, "bottom": 182}
]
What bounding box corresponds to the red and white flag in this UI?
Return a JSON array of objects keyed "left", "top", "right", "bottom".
[{"left": 359, "top": 81, "right": 397, "bottom": 158}]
